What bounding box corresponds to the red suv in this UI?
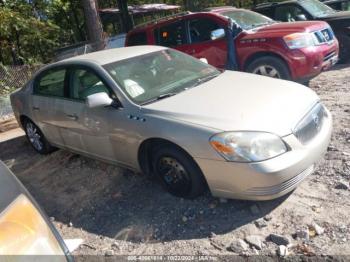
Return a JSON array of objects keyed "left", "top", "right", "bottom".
[{"left": 125, "top": 7, "right": 339, "bottom": 83}]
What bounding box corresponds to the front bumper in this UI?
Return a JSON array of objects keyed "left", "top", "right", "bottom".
[
  {"left": 195, "top": 108, "right": 332, "bottom": 201},
  {"left": 288, "top": 41, "right": 339, "bottom": 82}
]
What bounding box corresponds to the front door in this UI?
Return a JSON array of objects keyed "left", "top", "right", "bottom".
[
  {"left": 183, "top": 17, "right": 228, "bottom": 69},
  {"left": 64, "top": 67, "right": 122, "bottom": 161}
]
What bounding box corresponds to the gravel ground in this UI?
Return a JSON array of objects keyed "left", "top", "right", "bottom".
[{"left": 0, "top": 65, "right": 349, "bottom": 259}]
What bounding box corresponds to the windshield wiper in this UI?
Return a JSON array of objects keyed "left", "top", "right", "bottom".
[
  {"left": 141, "top": 93, "right": 178, "bottom": 105},
  {"left": 188, "top": 73, "right": 220, "bottom": 89},
  {"left": 249, "top": 21, "right": 275, "bottom": 29}
]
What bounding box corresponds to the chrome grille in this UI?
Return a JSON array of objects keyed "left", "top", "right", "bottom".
[
  {"left": 324, "top": 51, "right": 337, "bottom": 62},
  {"left": 313, "top": 28, "right": 335, "bottom": 45},
  {"left": 293, "top": 103, "right": 328, "bottom": 145}
]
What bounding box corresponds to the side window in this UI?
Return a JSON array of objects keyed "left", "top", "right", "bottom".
[
  {"left": 69, "top": 69, "right": 111, "bottom": 101},
  {"left": 34, "top": 69, "right": 66, "bottom": 97},
  {"left": 189, "top": 18, "right": 224, "bottom": 43},
  {"left": 154, "top": 21, "right": 187, "bottom": 47},
  {"left": 256, "top": 8, "right": 275, "bottom": 18},
  {"left": 127, "top": 31, "right": 148, "bottom": 46},
  {"left": 274, "top": 5, "right": 307, "bottom": 22}
]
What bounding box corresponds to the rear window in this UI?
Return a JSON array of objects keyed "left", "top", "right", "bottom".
[
  {"left": 154, "top": 21, "right": 187, "bottom": 47},
  {"left": 127, "top": 31, "right": 148, "bottom": 46},
  {"left": 34, "top": 69, "right": 66, "bottom": 97}
]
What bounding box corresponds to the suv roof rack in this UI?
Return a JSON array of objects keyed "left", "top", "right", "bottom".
[{"left": 134, "top": 11, "right": 191, "bottom": 29}]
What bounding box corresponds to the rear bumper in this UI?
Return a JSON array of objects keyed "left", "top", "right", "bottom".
[
  {"left": 195, "top": 108, "right": 332, "bottom": 201},
  {"left": 287, "top": 40, "right": 339, "bottom": 82}
]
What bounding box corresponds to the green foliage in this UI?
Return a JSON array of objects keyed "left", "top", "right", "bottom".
[
  {"left": 0, "top": 1, "right": 61, "bottom": 65},
  {"left": 0, "top": 0, "right": 274, "bottom": 65},
  {"left": 0, "top": 0, "right": 86, "bottom": 65}
]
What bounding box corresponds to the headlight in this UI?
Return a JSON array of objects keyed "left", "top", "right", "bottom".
[
  {"left": 210, "top": 132, "right": 287, "bottom": 162},
  {"left": 283, "top": 33, "right": 315, "bottom": 49},
  {"left": 0, "top": 194, "right": 66, "bottom": 256}
]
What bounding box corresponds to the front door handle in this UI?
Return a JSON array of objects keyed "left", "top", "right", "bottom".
[
  {"left": 66, "top": 114, "right": 78, "bottom": 121},
  {"left": 33, "top": 106, "right": 40, "bottom": 111}
]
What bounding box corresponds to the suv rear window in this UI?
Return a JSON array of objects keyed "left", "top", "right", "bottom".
[
  {"left": 154, "top": 21, "right": 187, "bottom": 47},
  {"left": 127, "top": 31, "right": 148, "bottom": 46}
]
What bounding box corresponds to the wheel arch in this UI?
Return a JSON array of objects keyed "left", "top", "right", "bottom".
[
  {"left": 19, "top": 115, "right": 32, "bottom": 128},
  {"left": 137, "top": 137, "right": 203, "bottom": 178},
  {"left": 243, "top": 51, "right": 291, "bottom": 74}
]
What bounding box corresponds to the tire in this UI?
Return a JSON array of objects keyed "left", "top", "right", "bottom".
[
  {"left": 152, "top": 145, "right": 207, "bottom": 199},
  {"left": 337, "top": 34, "right": 350, "bottom": 63},
  {"left": 246, "top": 56, "right": 291, "bottom": 80},
  {"left": 23, "top": 119, "right": 56, "bottom": 154}
]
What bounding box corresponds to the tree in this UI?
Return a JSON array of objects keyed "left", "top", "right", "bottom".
[
  {"left": 81, "top": 0, "right": 104, "bottom": 48},
  {"left": 0, "top": 1, "right": 60, "bottom": 65},
  {"left": 116, "top": 0, "right": 133, "bottom": 32}
]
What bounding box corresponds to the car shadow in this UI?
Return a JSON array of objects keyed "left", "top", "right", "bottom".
[{"left": 0, "top": 135, "right": 290, "bottom": 243}]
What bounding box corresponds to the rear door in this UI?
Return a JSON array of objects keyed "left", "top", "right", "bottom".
[{"left": 32, "top": 67, "right": 68, "bottom": 146}]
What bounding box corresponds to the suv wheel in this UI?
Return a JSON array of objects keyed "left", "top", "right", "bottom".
[
  {"left": 337, "top": 34, "right": 350, "bottom": 63},
  {"left": 247, "top": 56, "right": 291, "bottom": 80},
  {"left": 24, "top": 119, "right": 56, "bottom": 154},
  {"left": 152, "top": 145, "right": 206, "bottom": 199}
]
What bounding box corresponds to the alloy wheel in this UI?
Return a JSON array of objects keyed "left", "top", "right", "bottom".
[
  {"left": 26, "top": 122, "right": 43, "bottom": 151},
  {"left": 253, "top": 65, "right": 281, "bottom": 78}
]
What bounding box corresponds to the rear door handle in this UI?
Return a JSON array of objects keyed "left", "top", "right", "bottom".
[
  {"left": 66, "top": 114, "right": 78, "bottom": 121},
  {"left": 33, "top": 106, "right": 40, "bottom": 111}
]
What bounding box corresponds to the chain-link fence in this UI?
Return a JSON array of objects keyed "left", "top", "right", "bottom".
[
  {"left": 0, "top": 64, "right": 43, "bottom": 119},
  {"left": 0, "top": 64, "right": 43, "bottom": 96}
]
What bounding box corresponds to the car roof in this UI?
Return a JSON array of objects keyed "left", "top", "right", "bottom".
[
  {"left": 62, "top": 45, "right": 167, "bottom": 65},
  {"left": 321, "top": 0, "right": 348, "bottom": 3},
  {"left": 203, "top": 6, "right": 237, "bottom": 12}
]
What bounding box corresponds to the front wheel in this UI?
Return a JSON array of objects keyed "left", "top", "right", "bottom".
[
  {"left": 246, "top": 56, "right": 291, "bottom": 80},
  {"left": 152, "top": 145, "right": 207, "bottom": 199},
  {"left": 24, "top": 119, "right": 56, "bottom": 154},
  {"left": 337, "top": 34, "right": 350, "bottom": 63}
]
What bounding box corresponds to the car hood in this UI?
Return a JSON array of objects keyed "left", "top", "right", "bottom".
[
  {"left": 143, "top": 71, "right": 319, "bottom": 137},
  {"left": 248, "top": 21, "right": 329, "bottom": 37}
]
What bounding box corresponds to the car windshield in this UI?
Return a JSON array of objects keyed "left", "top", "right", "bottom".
[
  {"left": 222, "top": 10, "right": 275, "bottom": 30},
  {"left": 300, "top": 0, "right": 336, "bottom": 17},
  {"left": 103, "top": 49, "right": 221, "bottom": 105}
]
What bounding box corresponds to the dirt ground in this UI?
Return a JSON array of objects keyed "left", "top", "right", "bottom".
[{"left": 0, "top": 65, "right": 349, "bottom": 259}]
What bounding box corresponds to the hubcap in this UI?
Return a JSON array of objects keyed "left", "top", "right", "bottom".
[
  {"left": 157, "top": 157, "right": 191, "bottom": 195},
  {"left": 253, "top": 65, "right": 281, "bottom": 78},
  {"left": 26, "top": 122, "right": 43, "bottom": 151}
]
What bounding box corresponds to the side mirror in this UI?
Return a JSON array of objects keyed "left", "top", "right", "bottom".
[
  {"left": 199, "top": 58, "right": 208, "bottom": 64},
  {"left": 210, "top": 28, "right": 226, "bottom": 40},
  {"left": 296, "top": 14, "right": 307, "bottom": 21},
  {"left": 86, "top": 92, "right": 113, "bottom": 108}
]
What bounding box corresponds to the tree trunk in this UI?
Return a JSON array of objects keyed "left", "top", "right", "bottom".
[
  {"left": 71, "top": 5, "right": 86, "bottom": 42},
  {"left": 116, "top": 0, "right": 133, "bottom": 32},
  {"left": 81, "top": 0, "right": 104, "bottom": 50}
]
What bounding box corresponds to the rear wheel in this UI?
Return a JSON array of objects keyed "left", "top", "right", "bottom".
[
  {"left": 152, "top": 145, "right": 206, "bottom": 199},
  {"left": 24, "top": 119, "right": 56, "bottom": 154},
  {"left": 246, "top": 56, "right": 291, "bottom": 80}
]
